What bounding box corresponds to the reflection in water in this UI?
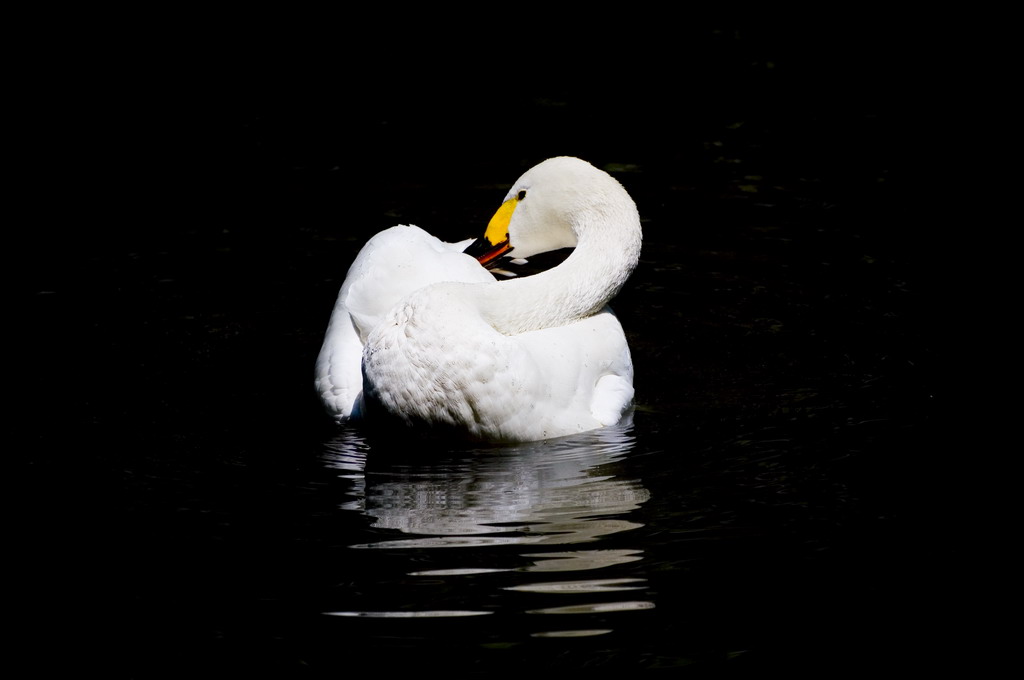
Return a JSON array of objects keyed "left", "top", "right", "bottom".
[
  {"left": 518, "top": 549, "right": 644, "bottom": 572},
  {"left": 320, "top": 423, "right": 654, "bottom": 635},
  {"left": 505, "top": 577, "right": 646, "bottom": 593},
  {"left": 323, "top": 606, "right": 491, "bottom": 618},
  {"left": 323, "top": 422, "right": 649, "bottom": 552},
  {"left": 526, "top": 601, "right": 657, "bottom": 615}
]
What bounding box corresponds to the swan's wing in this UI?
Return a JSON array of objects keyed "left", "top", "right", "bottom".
[
  {"left": 502, "top": 306, "right": 634, "bottom": 436},
  {"left": 343, "top": 226, "right": 494, "bottom": 340},
  {"left": 316, "top": 225, "right": 493, "bottom": 422},
  {"left": 314, "top": 297, "right": 364, "bottom": 422}
]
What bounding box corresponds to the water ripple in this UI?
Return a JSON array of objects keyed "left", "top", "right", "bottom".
[
  {"left": 526, "top": 601, "right": 656, "bottom": 615},
  {"left": 505, "top": 578, "right": 647, "bottom": 594},
  {"left": 323, "top": 610, "right": 493, "bottom": 618},
  {"left": 319, "top": 423, "right": 654, "bottom": 638}
]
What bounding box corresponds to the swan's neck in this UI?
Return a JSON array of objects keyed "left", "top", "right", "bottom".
[{"left": 476, "top": 208, "right": 641, "bottom": 335}]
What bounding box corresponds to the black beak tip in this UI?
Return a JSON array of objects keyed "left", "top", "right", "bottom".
[{"left": 464, "top": 237, "right": 512, "bottom": 269}]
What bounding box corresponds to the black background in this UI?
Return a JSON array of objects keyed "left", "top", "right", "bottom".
[{"left": 19, "top": 17, "right": 944, "bottom": 676}]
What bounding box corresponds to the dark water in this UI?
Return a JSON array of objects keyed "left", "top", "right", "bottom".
[{"left": 20, "top": 25, "right": 937, "bottom": 676}]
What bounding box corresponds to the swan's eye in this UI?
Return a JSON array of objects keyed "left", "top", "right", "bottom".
[{"left": 517, "top": 190, "right": 527, "bottom": 201}]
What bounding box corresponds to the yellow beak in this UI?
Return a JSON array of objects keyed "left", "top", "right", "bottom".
[{"left": 463, "top": 196, "right": 517, "bottom": 268}]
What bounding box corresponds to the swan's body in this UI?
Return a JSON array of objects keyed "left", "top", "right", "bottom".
[{"left": 314, "top": 157, "right": 642, "bottom": 442}]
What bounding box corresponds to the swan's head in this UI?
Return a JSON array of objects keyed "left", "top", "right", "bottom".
[{"left": 465, "top": 156, "right": 638, "bottom": 266}]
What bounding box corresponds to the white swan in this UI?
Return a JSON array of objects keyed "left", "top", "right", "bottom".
[{"left": 314, "top": 156, "right": 642, "bottom": 442}]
